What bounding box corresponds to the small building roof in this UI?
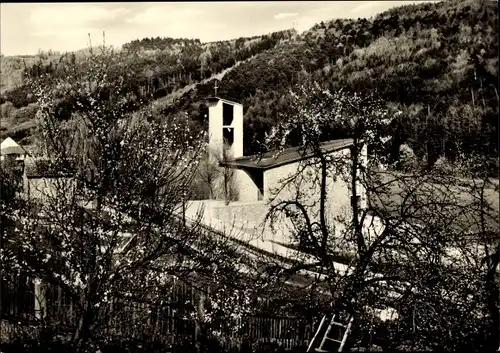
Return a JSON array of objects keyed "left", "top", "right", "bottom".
[
  {"left": 1, "top": 137, "right": 27, "bottom": 155},
  {"left": 221, "top": 138, "right": 355, "bottom": 170}
]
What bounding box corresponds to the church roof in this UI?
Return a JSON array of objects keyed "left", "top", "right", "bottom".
[{"left": 221, "top": 138, "right": 355, "bottom": 170}]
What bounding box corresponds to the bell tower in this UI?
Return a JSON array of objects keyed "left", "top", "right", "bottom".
[{"left": 207, "top": 96, "right": 243, "bottom": 161}]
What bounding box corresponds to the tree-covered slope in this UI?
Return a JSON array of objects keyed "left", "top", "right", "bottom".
[
  {"left": 160, "top": 0, "right": 498, "bottom": 172},
  {"left": 0, "top": 30, "right": 295, "bottom": 144},
  {"left": 1, "top": 0, "right": 498, "bottom": 173}
]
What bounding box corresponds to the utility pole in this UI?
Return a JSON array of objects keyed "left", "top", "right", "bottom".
[
  {"left": 294, "top": 19, "right": 299, "bottom": 32},
  {"left": 88, "top": 33, "right": 93, "bottom": 53}
]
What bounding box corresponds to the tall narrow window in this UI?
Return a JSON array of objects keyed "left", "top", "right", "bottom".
[{"left": 222, "top": 103, "right": 234, "bottom": 126}]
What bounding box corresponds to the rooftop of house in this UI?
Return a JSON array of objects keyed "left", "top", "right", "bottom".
[
  {"left": 221, "top": 138, "right": 354, "bottom": 170},
  {"left": 1, "top": 137, "right": 27, "bottom": 155},
  {"left": 1, "top": 146, "right": 27, "bottom": 155}
]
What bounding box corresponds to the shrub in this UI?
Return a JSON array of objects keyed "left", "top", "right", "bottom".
[{"left": 397, "top": 143, "right": 417, "bottom": 171}]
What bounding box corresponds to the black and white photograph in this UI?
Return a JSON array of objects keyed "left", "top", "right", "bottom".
[{"left": 0, "top": 1, "right": 498, "bottom": 352}]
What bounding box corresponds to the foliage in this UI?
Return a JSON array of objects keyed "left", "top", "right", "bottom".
[
  {"left": 0, "top": 158, "right": 23, "bottom": 205},
  {"left": 1, "top": 30, "right": 295, "bottom": 147},
  {"left": 396, "top": 144, "right": 418, "bottom": 172}
]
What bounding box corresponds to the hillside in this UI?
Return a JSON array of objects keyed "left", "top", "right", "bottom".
[
  {"left": 161, "top": 0, "right": 498, "bottom": 169},
  {"left": 0, "top": 30, "right": 295, "bottom": 145},
  {"left": 0, "top": 0, "right": 498, "bottom": 173}
]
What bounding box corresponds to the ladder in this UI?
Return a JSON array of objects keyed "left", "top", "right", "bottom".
[{"left": 307, "top": 311, "right": 354, "bottom": 353}]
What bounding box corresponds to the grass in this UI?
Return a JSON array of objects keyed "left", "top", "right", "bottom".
[{"left": 371, "top": 170, "right": 499, "bottom": 228}]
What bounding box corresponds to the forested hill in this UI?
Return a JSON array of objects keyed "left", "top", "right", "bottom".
[
  {"left": 0, "top": 29, "right": 296, "bottom": 143},
  {"left": 1, "top": 0, "right": 498, "bottom": 173},
  {"left": 162, "top": 0, "right": 498, "bottom": 170}
]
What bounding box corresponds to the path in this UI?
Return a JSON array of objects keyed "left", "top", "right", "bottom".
[{"left": 150, "top": 54, "right": 256, "bottom": 111}]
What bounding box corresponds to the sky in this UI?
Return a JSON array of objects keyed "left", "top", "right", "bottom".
[{"left": 1, "top": 1, "right": 436, "bottom": 56}]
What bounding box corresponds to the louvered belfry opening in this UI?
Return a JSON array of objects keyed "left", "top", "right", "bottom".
[
  {"left": 222, "top": 102, "right": 234, "bottom": 126},
  {"left": 222, "top": 102, "right": 235, "bottom": 146},
  {"left": 223, "top": 127, "right": 235, "bottom": 146}
]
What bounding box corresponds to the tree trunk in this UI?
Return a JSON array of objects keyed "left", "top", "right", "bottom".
[
  {"left": 484, "top": 247, "right": 499, "bottom": 350},
  {"left": 319, "top": 156, "right": 328, "bottom": 250},
  {"left": 351, "top": 143, "right": 365, "bottom": 253},
  {"left": 73, "top": 300, "right": 95, "bottom": 353},
  {"left": 73, "top": 271, "right": 99, "bottom": 352}
]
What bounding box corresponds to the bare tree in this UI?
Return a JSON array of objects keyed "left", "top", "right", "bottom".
[
  {"left": 195, "top": 151, "right": 221, "bottom": 200},
  {"left": 195, "top": 141, "right": 237, "bottom": 204}
]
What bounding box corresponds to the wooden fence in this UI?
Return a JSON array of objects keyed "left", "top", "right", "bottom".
[
  {"left": 1, "top": 272, "right": 36, "bottom": 322},
  {"left": 1, "top": 272, "right": 315, "bottom": 350}
]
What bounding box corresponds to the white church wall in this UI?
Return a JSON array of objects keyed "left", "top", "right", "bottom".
[
  {"left": 208, "top": 101, "right": 223, "bottom": 162},
  {"left": 234, "top": 169, "right": 261, "bottom": 202},
  {"left": 264, "top": 148, "right": 355, "bottom": 226}
]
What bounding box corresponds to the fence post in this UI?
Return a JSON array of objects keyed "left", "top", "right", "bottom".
[
  {"left": 194, "top": 285, "right": 205, "bottom": 353},
  {"left": 34, "top": 278, "right": 46, "bottom": 320}
]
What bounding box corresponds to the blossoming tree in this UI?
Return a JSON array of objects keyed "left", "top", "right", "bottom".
[
  {"left": 262, "top": 81, "right": 499, "bottom": 351},
  {"left": 1, "top": 46, "right": 254, "bottom": 352}
]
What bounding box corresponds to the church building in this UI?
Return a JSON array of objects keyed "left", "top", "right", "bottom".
[
  {"left": 205, "top": 96, "right": 368, "bottom": 216},
  {"left": 183, "top": 95, "right": 372, "bottom": 263}
]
